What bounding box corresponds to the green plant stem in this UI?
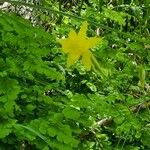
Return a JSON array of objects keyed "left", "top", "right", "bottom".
[
  {"left": 14, "top": 124, "right": 52, "bottom": 148},
  {"left": 91, "top": 54, "right": 109, "bottom": 78},
  {"left": 78, "top": 0, "right": 84, "bottom": 15}
]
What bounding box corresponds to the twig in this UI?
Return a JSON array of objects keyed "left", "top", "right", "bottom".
[{"left": 96, "top": 100, "right": 150, "bottom": 127}]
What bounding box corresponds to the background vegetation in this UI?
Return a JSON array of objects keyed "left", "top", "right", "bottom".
[{"left": 0, "top": 0, "right": 150, "bottom": 149}]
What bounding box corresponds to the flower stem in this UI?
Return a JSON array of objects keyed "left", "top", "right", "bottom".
[{"left": 91, "top": 54, "right": 109, "bottom": 78}]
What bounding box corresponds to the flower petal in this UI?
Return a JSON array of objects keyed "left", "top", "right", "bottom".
[
  {"left": 58, "top": 30, "right": 78, "bottom": 53},
  {"left": 67, "top": 51, "right": 81, "bottom": 68},
  {"left": 78, "top": 21, "right": 88, "bottom": 38},
  {"left": 87, "top": 37, "right": 102, "bottom": 49},
  {"left": 68, "top": 30, "right": 77, "bottom": 39},
  {"left": 58, "top": 39, "right": 70, "bottom": 53}
]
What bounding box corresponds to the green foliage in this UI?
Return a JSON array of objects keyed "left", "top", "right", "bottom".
[{"left": 0, "top": 0, "right": 150, "bottom": 149}]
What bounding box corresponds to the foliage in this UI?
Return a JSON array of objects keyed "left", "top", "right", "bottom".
[{"left": 0, "top": 0, "right": 150, "bottom": 150}]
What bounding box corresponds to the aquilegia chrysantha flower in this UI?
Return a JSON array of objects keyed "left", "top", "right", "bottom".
[{"left": 58, "top": 21, "right": 102, "bottom": 70}]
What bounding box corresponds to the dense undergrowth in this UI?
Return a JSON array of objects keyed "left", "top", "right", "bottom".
[{"left": 0, "top": 0, "right": 150, "bottom": 149}]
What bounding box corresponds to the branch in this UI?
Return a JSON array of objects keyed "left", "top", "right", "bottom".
[
  {"left": 97, "top": 100, "right": 150, "bottom": 127},
  {"left": 130, "top": 100, "right": 150, "bottom": 113},
  {"left": 79, "top": 100, "right": 150, "bottom": 141}
]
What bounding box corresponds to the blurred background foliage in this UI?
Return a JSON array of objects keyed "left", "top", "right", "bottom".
[{"left": 0, "top": 0, "right": 150, "bottom": 150}]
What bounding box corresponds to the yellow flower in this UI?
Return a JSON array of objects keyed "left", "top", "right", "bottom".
[{"left": 58, "top": 21, "right": 102, "bottom": 70}]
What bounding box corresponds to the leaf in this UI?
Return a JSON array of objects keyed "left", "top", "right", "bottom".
[
  {"left": 103, "top": 8, "right": 128, "bottom": 26},
  {"left": 0, "top": 77, "right": 20, "bottom": 116},
  {"left": 63, "top": 106, "right": 80, "bottom": 120},
  {"left": 0, "top": 120, "right": 16, "bottom": 139},
  {"left": 138, "top": 65, "right": 145, "bottom": 88},
  {"left": 71, "top": 94, "right": 91, "bottom": 108},
  {"left": 141, "top": 127, "right": 150, "bottom": 148},
  {"left": 48, "top": 127, "right": 58, "bottom": 137},
  {"left": 0, "top": 127, "right": 11, "bottom": 139}
]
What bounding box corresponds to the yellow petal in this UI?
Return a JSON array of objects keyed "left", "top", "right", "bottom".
[
  {"left": 78, "top": 21, "right": 88, "bottom": 38},
  {"left": 87, "top": 37, "right": 102, "bottom": 49},
  {"left": 58, "top": 39, "right": 70, "bottom": 53},
  {"left": 68, "top": 30, "right": 77, "bottom": 39},
  {"left": 81, "top": 51, "right": 92, "bottom": 71},
  {"left": 67, "top": 51, "right": 81, "bottom": 68},
  {"left": 58, "top": 30, "right": 78, "bottom": 53}
]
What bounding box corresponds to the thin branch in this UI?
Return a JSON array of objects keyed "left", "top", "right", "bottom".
[
  {"left": 130, "top": 100, "right": 150, "bottom": 113},
  {"left": 97, "top": 118, "right": 113, "bottom": 126},
  {"left": 96, "top": 100, "right": 150, "bottom": 127}
]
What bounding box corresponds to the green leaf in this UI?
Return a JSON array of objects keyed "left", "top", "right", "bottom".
[
  {"left": 0, "top": 127, "right": 11, "bottom": 139},
  {"left": 63, "top": 106, "right": 80, "bottom": 120},
  {"left": 0, "top": 120, "right": 16, "bottom": 139},
  {"left": 103, "top": 8, "right": 128, "bottom": 26},
  {"left": 141, "top": 127, "right": 150, "bottom": 148},
  {"left": 71, "top": 94, "right": 91, "bottom": 108},
  {"left": 138, "top": 65, "right": 145, "bottom": 88}
]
